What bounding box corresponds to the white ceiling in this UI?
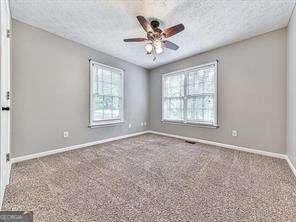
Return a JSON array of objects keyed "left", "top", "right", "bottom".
[{"left": 10, "top": 0, "right": 296, "bottom": 69}]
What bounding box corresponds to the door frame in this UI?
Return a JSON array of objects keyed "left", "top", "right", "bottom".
[{"left": 0, "top": 0, "right": 11, "bottom": 206}]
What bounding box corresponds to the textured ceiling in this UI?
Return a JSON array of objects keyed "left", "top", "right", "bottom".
[{"left": 10, "top": 0, "right": 296, "bottom": 69}]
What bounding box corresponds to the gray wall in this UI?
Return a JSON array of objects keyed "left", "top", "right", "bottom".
[
  {"left": 11, "top": 20, "right": 149, "bottom": 158},
  {"left": 150, "top": 29, "right": 287, "bottom": 154},
  {"left": 288, "top": 7, "right": 296, "bottom": 168}
]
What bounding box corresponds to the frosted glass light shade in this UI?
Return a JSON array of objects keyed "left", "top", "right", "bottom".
[{"left": 145, "top": 43, "right": 153, "bottom": 53}]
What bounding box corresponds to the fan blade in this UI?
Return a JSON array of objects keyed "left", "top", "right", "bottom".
[
  {"left": 136, "top": 15, "right": 154, "bottom": 33},
  {"left": 163, "top": 24, "right": 185, "bottom": 38},
  {"left": 123, "top": 38, "right": 147, "bottom": 42},
  {"left": 163, "top": 40, "right": 179, "bottom": 50}
]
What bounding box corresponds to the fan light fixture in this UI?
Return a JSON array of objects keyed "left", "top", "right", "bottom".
[
  {"left": 154, "top": 40, "right": 163, "bottom": 54},
  {"left": 145, "top": 40, "right": 163, "bottom": 54},
  {"left": 155, "top": 45, "right": 163, "bottom": 54},
  {"left": 154, "top": 40, "right": 162, "bottom": 48},
  {"left": 145, "top": 43, "right": 153, "bottom": 53}
]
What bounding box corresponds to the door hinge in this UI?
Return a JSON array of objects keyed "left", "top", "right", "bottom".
[
  {"left": 6, "top": 29, "right": 12, "bottom": 38},
  {"left": 6, "top": 153, "right": 10, "bottom": 162},
  {"left": 6, "top": 91, "right": 10, "bottom": 100}
]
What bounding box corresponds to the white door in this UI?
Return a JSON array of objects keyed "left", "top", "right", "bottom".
[{"left": 0, "top": 0, "right": 11, "bottom": 201}]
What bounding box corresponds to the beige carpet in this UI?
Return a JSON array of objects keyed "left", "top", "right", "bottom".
[{"left": 2, "top": 133, "right": 296, "bottom": 221}]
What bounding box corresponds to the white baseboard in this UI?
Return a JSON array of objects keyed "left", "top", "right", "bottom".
[
  {"left": 11, "top": 131, "right": 149, "bottom": 164},
  {"left": 147, "top": 130, "right": 296, "bottom": 178},
  {"left": 11, "top": 129, "right": 296, "bottom": 179},
  {"left": 286, "top": 157, "right": 296, "bottom": 178},
  {"left": 147, "top": 130, "right": 287, "bottom": 159}
]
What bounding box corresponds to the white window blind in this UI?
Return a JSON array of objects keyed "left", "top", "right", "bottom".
[
  {"left": 90, "top": 60, "right": 124, "bottom": 126},
  {"left": 162, "top": 61, "right": 218, "bottom": 126},
  {"left": 163, "top": 73, "right": 185, "bottom": 121}
]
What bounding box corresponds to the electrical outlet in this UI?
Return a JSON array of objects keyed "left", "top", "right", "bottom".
[
  {"left": 128, "top": 123, "right": 132, "bottom": 128},
  {"left": 231, "top": 130, "right": 238, "bottom": 137},
  {"left": 63, "top": 131, "right": 69, "bottom": 138}
]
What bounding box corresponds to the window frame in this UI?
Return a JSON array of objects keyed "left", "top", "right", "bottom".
[
  {"left": 161, "top": 61, "right": 218, "bottom": 127},
  {"left": 89, "top": 60, "right": 124, "bottom": 127}
]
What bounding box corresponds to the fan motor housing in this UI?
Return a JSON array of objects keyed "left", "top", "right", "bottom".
[{"left": 151, "top": 20, "right": 160, "bottom": 28}]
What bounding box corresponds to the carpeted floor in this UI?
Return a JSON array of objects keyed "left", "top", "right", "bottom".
[{"left": 2, "top": 133, "right": 296, "bottom": 221}]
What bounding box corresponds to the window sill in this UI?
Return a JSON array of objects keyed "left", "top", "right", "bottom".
[
  {"left": 161, "top": 120, "right": 219, "bottom": 128},
  {"left": 89, "top": 120, "right": 124, "bottom": 128}
]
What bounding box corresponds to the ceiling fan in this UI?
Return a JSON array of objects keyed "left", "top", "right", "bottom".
[{"left": 124, "top": 15, "right": 185, "bottom": 60}]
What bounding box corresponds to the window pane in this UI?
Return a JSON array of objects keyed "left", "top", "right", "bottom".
[
  {"left": 163, "top": 98, "right": 184, "bottom": 120},
  {"left": 112, "top": 109, "right": 120, "bottom": 119},
  {"left": 187, "top": 95, "right": 214, "bottom": 123},
  {"left": 187, "top": 96, "right": 203, "bottom": 121},
  {"left": 93, "top": 95, "right": 102, "bottom": 109},
  {"left": 112, "top": 82, "right": 121, "bottom": 96},
  {"left": 93, "top": 95, "right": 103, "bottom": 121},
  {"left": 111, "top": 96, "right": 120, "bottom": 119},
  {"left": 112, "top": 72, "right": 121, "bottom": 85},
  {"left": 93, "top": 110, "right": 104, "bottom": 121},
  {"left": 97, "top": 80, "right": 103, "bottom": 95},
  {"left": 93, "top": 68, "right": 102, "bottom": 94},
  {"left": 104, "top": 109, "right": 112, "bottom": 119},
  {"left": 93, "top": 95, "right": 115, "bottom": 120},
  {"left": 104, "top": 96, "right": 113, "bottom": 109},
  {"left": 187, "top": 65, "right": 215, "bottom": 95},
  {"left": 102, "top": 68, "right": 112, "bottom": 83},
  {"left": 102, "top": 82, "right": 111, "bottom": 95},
  {"left": 204, "top": 95, "right": 214, "bottom": 122},
  {"left": 164, "top": 73, "right": 184, "bottom": 97},
  {"left": 112, "top": 97, "right": 120, "bottom": 110}
]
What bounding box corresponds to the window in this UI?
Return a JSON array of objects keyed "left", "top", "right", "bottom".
[
  {"left": 89, "top": 60, "right": 124, "bottom": 126},
  {"left": 162, "top": 61, "right": 218, "bottom": 126}
]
